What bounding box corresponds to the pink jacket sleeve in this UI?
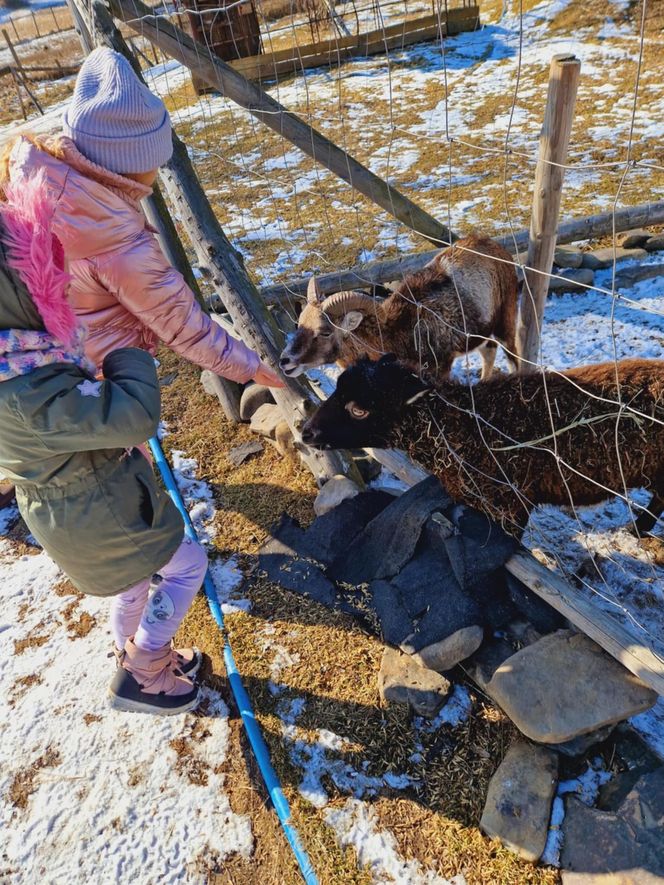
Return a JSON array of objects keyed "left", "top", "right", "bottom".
[{"left": 94, "top": 230, "right": 261, "bottom": 383}]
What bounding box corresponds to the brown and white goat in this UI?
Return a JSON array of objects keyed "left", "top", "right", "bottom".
[
  {"left": 280, "top": 235, "right": 519, "bottom": 384},
  {"left": 301, "top": 355, "right": 664, "bottom": 536}
]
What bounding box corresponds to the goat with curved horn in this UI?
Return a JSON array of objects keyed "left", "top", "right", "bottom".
[{"left": 280, "top": 234, "right": 520, "bottom": 382}]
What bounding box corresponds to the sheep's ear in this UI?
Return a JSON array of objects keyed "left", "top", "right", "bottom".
[
  {"left": 307, "top": 277, "right": 322, "bottom": 304},
  {"left": 339, "top": 310, "right": 365, "bottom": 333}
]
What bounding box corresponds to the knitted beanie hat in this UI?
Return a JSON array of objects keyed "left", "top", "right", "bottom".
[{"left": 62, "top": 47, "right": 172, "bottom": 174}]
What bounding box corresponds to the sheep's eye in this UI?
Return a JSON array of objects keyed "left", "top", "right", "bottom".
[
  {"left": 319, "top": 331, "right": 333, "bottom": 339},
  {"left": 346, "top": 402, "right": 370, "bottom": 420}
]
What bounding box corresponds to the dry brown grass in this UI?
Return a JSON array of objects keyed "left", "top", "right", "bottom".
[
  {"left": 158, "top": 349, "right": 559, "bottom": 883},
  {"left": 8, "top": 746, "right": 61, "bottom": 810}
]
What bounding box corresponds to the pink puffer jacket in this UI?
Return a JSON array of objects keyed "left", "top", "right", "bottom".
[{"left": 7, "top": 136, "right": 260, "bottom": 381}]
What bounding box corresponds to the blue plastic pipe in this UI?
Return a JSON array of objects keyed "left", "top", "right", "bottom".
[{"left": 149, "top": 437, "right": 319, "bottom": 885}]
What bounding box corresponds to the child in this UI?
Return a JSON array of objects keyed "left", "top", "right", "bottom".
[
  {"left": 0, "top": 172, "right": 208, "bottom": 716},
  {"left": 2, "top": 46, "right": 283, "bottom": 390}
]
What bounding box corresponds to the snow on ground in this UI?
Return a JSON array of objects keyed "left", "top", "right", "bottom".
[
  {"left": 0, "top": 454, "right": 253, "bottom": 882},
  {"left": 325, "top": 799, "right": 466, "bottom": 885},
  {"left": 260, "top": 624, "right": 472, "bottom": 882},
  {"left": 541, "top": 757, "right": 613, "bottom": 866}
]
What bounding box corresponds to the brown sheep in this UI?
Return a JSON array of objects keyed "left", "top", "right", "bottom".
[
  {"left": 279, "top": 235, "right": 519, "bottom": 384},
  {"left": 301, "top": 355, "right": 664, "bottom": 536}
]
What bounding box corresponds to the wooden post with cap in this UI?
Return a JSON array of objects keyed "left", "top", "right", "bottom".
[{"left": 517, "top": 54, "right": 580, "bottom": 370}]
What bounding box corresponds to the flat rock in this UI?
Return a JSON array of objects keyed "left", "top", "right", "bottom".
[
  {"left": 549, "top": 267, "right": 595, "bottom": 293},
  {"left": 554, "top": 245, "right": 584, "bottom": 268},
  {"left": 561, "top": 793, "right": 664, "bottom": 884},
  {"left": 480, "top": 740, "right": 558, "bottom": 862},
  {"left": 228, "top": 440, "right": 263, "bottom": 467},
  {"left": 487, "top": 630, "right": 657, "bottom": 743},
  {"left": 465, "top": 638, "right": 515, "bottom": 691},
  {"left": 328, "top": 476, "right": 449, "bottom": 585},
  {"left": 549, "top": 723, "right": 616, "bottom": 758},
  {"left": 617, "top": 229, "right": 653, "bottom": 249},
  {"left": 314, "top": 475, "right": 361, "bottom": 517},
  {"left": 240, "top": 383, "right": 276, "bottom": 421},
  {"left": 411, "top": 625, "right": 484, "bottom": 672},
  {"left": 274, "top": 421, "right": 296, "bottom": 457},
  {"left": 378, "top": 646, "right": 451, "bottom": 718},
  {"left": 258, "top": 551, "right": 336, "bottom": 607},
  {"left": 250, "top": 403, "right": 283, "bottom": 439},
  {"left": 645, "top": 233, "right": 664, "bottom": 252},
  {"left": 370, "top": 580, "right": 413, "bottom": 647},
  {"left": 581, "top": 247, "right": 648, "bottom": 270},
  {"left": 614, "top": 263, "right": 664, "bottom": 290},
  {"left": 618, "top": 766, "right": 664, "bottom": 832},
  {"left": 0, "top": 480, "right": 15, "bottom": 509}
]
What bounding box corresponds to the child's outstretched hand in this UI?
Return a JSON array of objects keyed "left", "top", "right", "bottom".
[{"left": 254, "top": 362, "right": 286, "bottom": 388}]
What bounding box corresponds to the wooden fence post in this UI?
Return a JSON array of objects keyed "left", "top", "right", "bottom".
[
  {"left": 72, "top": 0, "right": 357, "bottom": 477},
  {"left": 158, "top": 135, "right": 363, "bottom": 484},
  {"left": 107, "top": 0, "right": 455, "bottom": 248},
  {"left": 3, "top": 30, "right": 44, "bottom": 115},
  {"left": 516, "top": 54, "right": 580, "bottom": 370}
]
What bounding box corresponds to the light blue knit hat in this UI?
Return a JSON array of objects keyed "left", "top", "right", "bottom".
[{"left": 63, "top": 47, "right": 172, "bottom": 174}]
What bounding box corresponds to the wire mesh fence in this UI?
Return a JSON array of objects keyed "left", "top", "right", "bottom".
[
  {"left": 13, "top": 0, "right": 664, "bottom": 675},
  {"left": 107, "top": 0, "right": 664, "bottom": 673}
]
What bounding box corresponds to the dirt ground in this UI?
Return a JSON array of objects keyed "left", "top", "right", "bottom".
[{"left": 158, "top": 350, "right": 563, "bottom": 884}]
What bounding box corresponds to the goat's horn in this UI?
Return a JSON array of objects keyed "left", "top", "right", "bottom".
[
  {"left": 306, "top": 276, "right": 323, "bottom": 304},
  {"left": 320, "top": 290, "right": 378, "bottom": 317}
]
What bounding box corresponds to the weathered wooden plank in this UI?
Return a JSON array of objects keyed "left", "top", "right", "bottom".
[
  {"left": 231, "top": 6, "right": 478, "bottom": 72},
  {"left": 505, "top": 549, "right": 664, "bottom": 696},
  {"left": 109, "top": 0, "right": 453, "bottom": 247},
  {"left": 358, "top": 455, "right": 664, "bottom": 696},
  {"left": 517, "top": 55, "right": 581, "bottom": 369},
  {"left": 260, "top": 199, "right": 664, "bottom": 304}
]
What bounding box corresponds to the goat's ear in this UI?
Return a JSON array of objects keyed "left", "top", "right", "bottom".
[
  {"left": 339, "top": 310, "right": 365, "bottom": 333},
  {"left": 307, "top": 276, "right": 322, "bottom": 304}
]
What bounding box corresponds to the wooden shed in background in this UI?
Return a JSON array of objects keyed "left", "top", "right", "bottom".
[{"left": 180, "top": 0, "right": 263, "bottom": 93}]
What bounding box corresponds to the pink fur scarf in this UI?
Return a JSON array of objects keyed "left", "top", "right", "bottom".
[{"left": 0, "top": 168, "right": 77, "bottom": 344}]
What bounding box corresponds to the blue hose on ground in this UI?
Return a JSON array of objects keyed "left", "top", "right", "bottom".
[{"left": 149, "top": 436, "right": 319, "bottom": 885}]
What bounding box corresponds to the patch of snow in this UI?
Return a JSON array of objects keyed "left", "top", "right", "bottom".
[
  {"left": 325, "top": 799, "right": 466, "bottom": 885},
  {"left": 415, "top": 685, "right": 473, "bottom": 733},
  {"left": 368, "top": 468, "right": 409, "bottom": 495},
  {"left": 542, "top": 757, "right": 612, "bottom": 867},
  {"left": 209, "top": 556, "right": 251, "bottom": 615},
  {"left": 631, "top": 697, "right": 664, "bottom": 761},
  {"left": 171, "top": 450, "right": 216, "bottom": 546},
  {"left": 0, "top": 548, "right": 252, "bottom": 882}
]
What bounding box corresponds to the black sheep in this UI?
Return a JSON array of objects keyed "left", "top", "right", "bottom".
[{"left": 301, "top": 354, "right": 664, "bottom": 536}]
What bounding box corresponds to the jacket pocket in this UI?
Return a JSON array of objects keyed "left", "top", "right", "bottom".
[{"left": 136, "top": 475, "right": 156, "bottom": 527}]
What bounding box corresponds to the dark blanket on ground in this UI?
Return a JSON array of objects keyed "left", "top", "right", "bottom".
[{"left": 257, "top": 478, "right": 562, "bottom": 655}]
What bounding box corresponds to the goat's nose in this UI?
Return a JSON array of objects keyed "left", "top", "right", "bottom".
[{"left": 279, "top": 356, "right": 289, "bottom": 366}]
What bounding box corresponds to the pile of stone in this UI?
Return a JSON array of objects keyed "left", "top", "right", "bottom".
[
  {"left": 257, "top": 477, "right": 663, "bottom": 878},
  {"left": 539, "top": 228, "right": 664, "bottom": 294}
]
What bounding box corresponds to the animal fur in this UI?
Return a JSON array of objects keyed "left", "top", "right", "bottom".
[
  {"left": 302, "top": 355, "right": 664, "bottom": 535},
  {"left": 280, "top": 235, "right": 519, "bottom": 383}
]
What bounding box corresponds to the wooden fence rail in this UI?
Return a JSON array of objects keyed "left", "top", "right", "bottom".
[
  {"left": 260, "top": 199, "right": 664, "bottom": 304},
  {"left": 108, "top": 0, "right": 454, "bottom": 248}
]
